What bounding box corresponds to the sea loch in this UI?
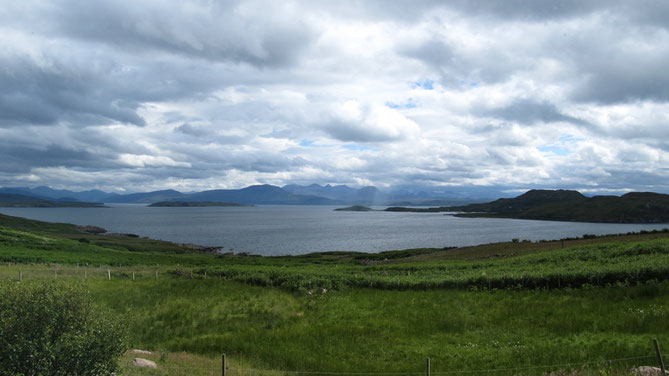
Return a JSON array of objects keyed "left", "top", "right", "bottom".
[{"left": 1, "top": 205, "right": 667, "bottom": 256}]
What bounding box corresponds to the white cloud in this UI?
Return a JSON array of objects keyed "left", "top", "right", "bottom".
[{"left": 0, "top": 1, "right": 668, "bottom": 193}]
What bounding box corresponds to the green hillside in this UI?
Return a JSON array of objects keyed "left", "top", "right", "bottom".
[
  {"left": 0, "top": 193, "right": 105, "bottom": 208},
  {"left": 387, "top": 190, "right": 669, "bottom": 223}
]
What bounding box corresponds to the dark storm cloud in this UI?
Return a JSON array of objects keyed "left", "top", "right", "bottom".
[
  {"left": 400, "top": 39, "right": 520, "bottom": 87},
  {"left": 0, "top": 143, "right": 110, "bottom": 173},
  {"left": 174, "top": 123, "right": 208, "bottom": 137},
  {"left": 0, "top": 55, "right": 145, "bottom": 127},
  {"left": 16, "top": 1, "right": 313, "bottom": 68},
  {"left": 442, "top": 0, "right": 608, "bottom": 21},
  {"left": 482, "top": 99, "right": 589, "bottom": 126},
  {"left": 324, "top": 119, "right": 400, "bottom": 143},
  {"left": 571, "top": 56, "right": 669, "bottom": 104}
]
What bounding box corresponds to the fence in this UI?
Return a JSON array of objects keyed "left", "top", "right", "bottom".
[
  {"left": 119, "top": 341, "right": 667, "bottom": 376},
  {"left": 0, "top": 263, "right": 204, "bottom": 282}
]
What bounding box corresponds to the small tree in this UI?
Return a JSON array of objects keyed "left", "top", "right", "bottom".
[{"left": 0, "top": 282, "right": 127, "bottom": 376}]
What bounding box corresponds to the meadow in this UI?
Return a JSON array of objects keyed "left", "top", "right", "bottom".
[{"left": 1, "top": 213, "right": 669, "bottom": 375}]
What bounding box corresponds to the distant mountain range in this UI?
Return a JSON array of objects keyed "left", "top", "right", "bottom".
[
  {"left": 0, "top": 184, "right": 500, "bottom": 206},
  {"left": 387, "top": 189, "right": 669, "bottom": 223},
  {"left": 2, "top": 186, "right": 668, "bottom": 223}
]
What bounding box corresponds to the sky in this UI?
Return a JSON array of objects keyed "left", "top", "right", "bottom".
[{"left": 1, "top": 0, "right": 668, "bottom": 194}]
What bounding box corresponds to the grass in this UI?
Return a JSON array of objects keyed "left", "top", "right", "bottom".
[
  {"left": 2, "top": 213, "right": 669, "bottom": 374},
  {"left": 83, "top": 278, "right": 668, "bottom": 374}
]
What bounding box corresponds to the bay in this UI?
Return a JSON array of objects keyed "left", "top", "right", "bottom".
[{"left": 1, "top": 205, "right": 667, "bottom": 256}]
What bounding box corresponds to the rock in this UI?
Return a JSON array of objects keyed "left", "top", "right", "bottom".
[
  {"left": 77, "top": 225, "right": 107, "bottom": 234},
  {"left": 133, "top": 358, "right": 157, "bottom": 369},
  {"left": 131, "top": 349, "right": 153, "bottom": 355},
  {"left": 631, "top": 366, "right": 668, "bottom": 375}
]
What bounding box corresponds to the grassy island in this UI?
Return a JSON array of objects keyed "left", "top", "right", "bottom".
[{"left": 334, "top": 205, "right": 374, "bottom": 211}]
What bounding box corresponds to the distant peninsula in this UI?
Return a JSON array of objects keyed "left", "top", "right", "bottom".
[
  {"left": 148, "top": 201, "right": 253, "bottom": 207},
  {"left": 385, "top": 190, "right": 669, "bottom": 224},
  {"left": 0, "top": 193, "right": 106, "bottom": 208},
  {"left": 334, "top": 205, "right": 374, "bottom": 211}
]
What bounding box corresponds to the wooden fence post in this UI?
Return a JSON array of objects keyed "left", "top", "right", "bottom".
[
  {"left": 107, "top": 269, "right": 111, "bottom": 281},
  {"left": 19, "top": 270, "right": 22, "bottom": 282},
  {"left": 132, "top": 271, "right": 135, "bottom": 281},
  {"left": 654, "top": 338, "right": 666, "bottom": 375},
  {"left": 155, "top": 270, "right": 158, "bottom": 279},
  {"left": 426, "top": 357, "right": 431, "bottom": 376},
  {"left": 222, "top": 354, "right": 227, "bottom": 376}
]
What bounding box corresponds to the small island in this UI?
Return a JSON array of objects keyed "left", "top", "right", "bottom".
[
  {"left": 148, "top": 201, "right": 253, "bottom": 207},
  {"left": 334, "top": 205, "right": 374, "bottom": 211}
]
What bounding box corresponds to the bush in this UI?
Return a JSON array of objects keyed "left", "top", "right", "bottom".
[{"left": 0, "top": 282, "right": 126, "bottom": 376}]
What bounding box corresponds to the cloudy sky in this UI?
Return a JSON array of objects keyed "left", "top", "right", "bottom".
[{"left": 1, "top": 0, "right": 668, "bottom": 194}]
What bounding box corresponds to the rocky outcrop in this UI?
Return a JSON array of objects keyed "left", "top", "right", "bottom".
[{"left": 132, "top": 358, "right": 157, "bottom": 369}]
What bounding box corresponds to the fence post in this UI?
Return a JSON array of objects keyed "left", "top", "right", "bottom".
[
  {"left": 107, "top": 269, "right": 111, "bottom": 281},
  {"left": 654, "top": 338, "right": 666, "bottom": 375},
  {"left": 19, "top": 270, "right": 22, "bottom": 282},
  {"left": 222, "top": 354, "right": 227, "bottom": 376},
  {"left": 426, "top": 357, "right": 431, "bottom": 376},
  {"left": 132, "top": 272, "right": 135, "bottom": 281}
]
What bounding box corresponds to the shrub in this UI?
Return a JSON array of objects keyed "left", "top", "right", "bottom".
[{"left": 0, "top": 282, "right": 127, "bottom": 376}]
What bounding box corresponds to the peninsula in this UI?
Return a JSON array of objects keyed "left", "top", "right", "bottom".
[
  {"left": 385, "top": 190, "right": 669, "bottom": 223},
  {"left": 0, "top": 193, "right": 106, "bottom": 208}
]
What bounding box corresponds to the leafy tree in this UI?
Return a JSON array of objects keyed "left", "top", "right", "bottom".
[{"left": 0, "top": 282, "right": 126, "bottom": 375}]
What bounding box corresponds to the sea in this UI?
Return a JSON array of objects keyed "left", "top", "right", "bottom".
[{"left": 1, "top": 204, "right": 667, "bottom": 256}]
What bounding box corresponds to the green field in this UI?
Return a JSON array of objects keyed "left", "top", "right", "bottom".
[{"left": 1, "top": 213, "right": 668, "bottom": 375}]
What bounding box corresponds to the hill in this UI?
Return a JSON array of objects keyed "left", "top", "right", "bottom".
[
  {"left": 0, "top": 193, "right": 106, "bottom": 208},
  {"left": 386, "top": 189, "right": 669, "bottom": 223}
]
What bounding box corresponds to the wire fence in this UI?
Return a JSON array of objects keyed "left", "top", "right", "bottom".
[
  {"left": 119, "top": 351, "right": 667, "bottom": 376},
  {"left": 0, "top": 263, "right": 194, "bottom": 282}
]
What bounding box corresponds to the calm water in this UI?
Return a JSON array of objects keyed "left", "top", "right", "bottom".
[{"left": 1, "top": 205, "right": 667, "bottom": 256}]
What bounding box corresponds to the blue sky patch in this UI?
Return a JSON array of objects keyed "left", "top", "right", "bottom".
[
  {"left": 343, "top": 144, "right": 373, "bottom": 151},
  {"left": 538, "top": 145, "right": 571, "bottom": 156},
  {"left": 411, "top": 79, "right": 434, "bottom": 90},
  {"left": 385, "top": 98, "right": 416, "bottom": 109},
  {"left": 300, "top": 139, "right": 316, "bottom": 147}
]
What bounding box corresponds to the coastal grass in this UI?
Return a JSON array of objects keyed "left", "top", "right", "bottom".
[
  {"left": 2, "top": 213, "right": 669, "bottom": 374},
  {"left": 83, "top": 278, "right": 668, "bottom": 374}
]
